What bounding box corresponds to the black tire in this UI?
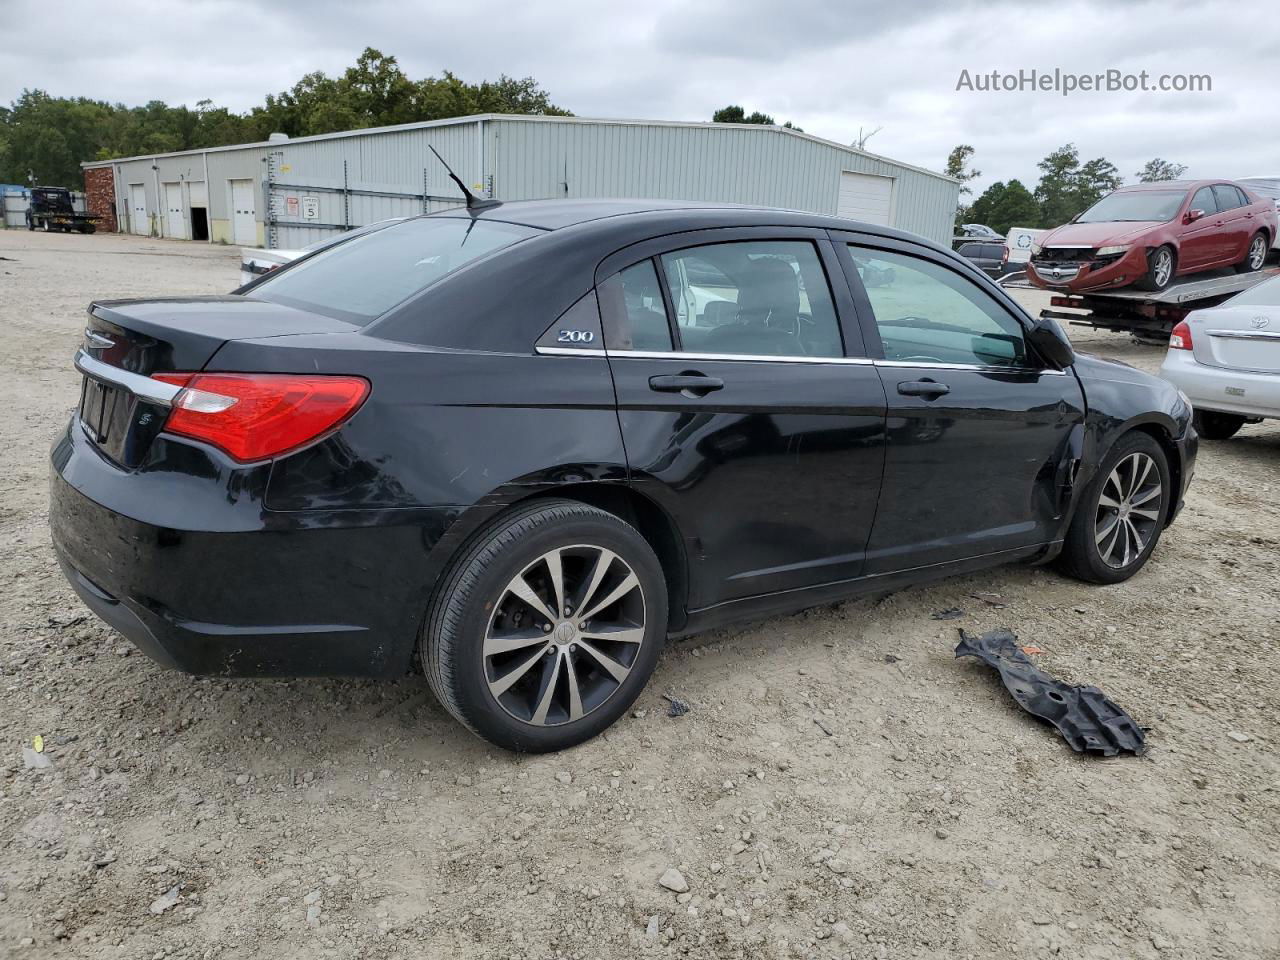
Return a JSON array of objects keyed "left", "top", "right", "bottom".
[
  {"left": 25, "top": 213, "right": 34, "bottom": 231},
  {"left": 1136, "top": 245, "right": 1176, "bottom": 291},
  {"left": 80, "top": 224, "right": 96, "bottom": 235},
  {"left": 1194, "top": 409, "right": 1245, "bottom": 440},
  {"left": 1234, "top": 231, "right": 1268, "bottom": 274},
  {"left": 1058, "top": 432, "right": 1171, "bottom": 584},
  {"left": 421, "top": 498, "right": 667, "bottom": 752}
]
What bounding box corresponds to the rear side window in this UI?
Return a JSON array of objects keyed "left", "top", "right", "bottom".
[
  {"left": 1190, "top": 187, "right": 1218, "bottom": 215},
  {"left": 849, "top": 245, "right": 1029, "bottom": 368},
  {"left": 1213, "top": 185, "right": 1243, "bottom": 211},
  {"left": 661, "top": 241, "right": 843, "bottom": 357},
  {"left": 958, "top": 242, "right": 982, "bottom": 257},
  {"left": 600, "top": 261, "right": 674, "bottom": 351},
  {"left": 249, "top": 217, "right": 540, "bottom": 324}
]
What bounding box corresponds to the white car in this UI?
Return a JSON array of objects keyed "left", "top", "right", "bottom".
[
  {"left": 238, "top": 219, "right": 405, "bottom": 288},
  {"left": 1160, "top": 273, "right": 1280, "bottom": 439}
]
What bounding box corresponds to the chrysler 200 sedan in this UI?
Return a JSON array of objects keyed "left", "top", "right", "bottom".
[
  {"left": 1027, "top": 180, "right": 1277, "bottom": 294},
  {"left": 51, "top": 200, "right": 1197, "bottom": 752}
]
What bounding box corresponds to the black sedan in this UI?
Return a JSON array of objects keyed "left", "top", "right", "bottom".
[{"left": 50, "top": 200, "right": 1198, "bottom": 752}]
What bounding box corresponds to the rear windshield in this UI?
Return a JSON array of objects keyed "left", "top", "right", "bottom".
[
  {"left": 249, "top": 217, "right": 541, "bottom": 324},
  {"left": 1076, "top": 190, "right": 1185, "bottom": 223}
]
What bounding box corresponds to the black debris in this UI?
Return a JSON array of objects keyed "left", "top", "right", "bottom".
[
  {"left": 813, "top": 718, "right": 834, "bottom": 737},
  {"left": 931, "top": 607, "right": 964, "bottom": 621},
  {"left": 662, "top": 694, "right": 690, "bottom": 718},
  {"left": 955, "top": 628, "right": 1145, "bottom": 757},
  {"left": 883, "top": 654, "right": 900, "bottom": 664}
]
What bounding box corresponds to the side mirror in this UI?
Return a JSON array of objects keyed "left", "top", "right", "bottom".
[
  {"left": 1027, "top": 316, "right": 1075, "bottom": 370},
  {"left": 1184, "top": 208, "right": 1205, "bottom": 224}
]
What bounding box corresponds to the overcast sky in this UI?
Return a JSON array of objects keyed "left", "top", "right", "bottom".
[{"left": 3, "top": 0, "right": 1277, "bottom": 195}]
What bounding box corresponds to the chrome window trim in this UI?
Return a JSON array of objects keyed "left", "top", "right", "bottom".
[
  {"left": 73, "top": 349, "right": 182, "bottom": 407},
  {"left": 536, "top": 344, "right": 1065, "bottom": 375},
  {"left": 1206, "top": 329, "right": 1280, "bottom": 341},
  {"left": 608, "top": 349, "right": 874, "bottom": 365},
  {"left": 874, "top": 358, "right": 1067, "bottom": 376}
]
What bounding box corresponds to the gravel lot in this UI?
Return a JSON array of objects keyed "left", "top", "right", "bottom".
[{"left": 2, "top": 230, "right": 1278, "bottom": 960}]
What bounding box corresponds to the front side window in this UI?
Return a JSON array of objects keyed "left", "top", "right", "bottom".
[
  {"left": 1189, "top": 187, "right": 1218, "bottom": 216},
  {"left": 250, "top": 217, "right": 541, "bottom": 325},
  {"left": 659, "top": 241, "right": 843, "bottom": 357},
  {"left": 849, "top": 246, "right": 1030, "bottom": 368}
]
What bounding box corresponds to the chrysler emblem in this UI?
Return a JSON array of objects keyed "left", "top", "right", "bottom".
[{"left": 1250, "top": 316, "right": 1270, "bottom": 329}]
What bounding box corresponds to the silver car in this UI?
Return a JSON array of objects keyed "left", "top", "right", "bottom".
[{"left": 1160, "top": 273, "right": 1280, "bottom": 439}]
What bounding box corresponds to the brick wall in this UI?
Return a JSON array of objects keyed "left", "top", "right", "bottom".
[{"left": 83, "top": 167, "right": 117, "bottom": 233}]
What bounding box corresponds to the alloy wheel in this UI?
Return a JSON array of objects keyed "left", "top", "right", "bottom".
[
  {"left": 483, "top": 545, "right": 646, "bottom": 726},
  {"left": 1248, "top": 236, "right": 1266, "bottom": 270},
  {"left": 1153, "top": 249, "right": 1173, "bottom": 287},
  {"left": 1094, "top": 452, "right": 1163, "bottom": 569}
]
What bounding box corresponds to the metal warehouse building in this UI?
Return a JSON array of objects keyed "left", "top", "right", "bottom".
[{"left": 80, "top": 114, "right": 959, "bottom": 249}]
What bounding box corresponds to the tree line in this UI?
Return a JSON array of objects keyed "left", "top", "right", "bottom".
[
  {"left": 0, "top": 48, "right": 571, "bottom": 187},
  {"left": 946, "top": 145, "right": 1187, "bottom": 235}
]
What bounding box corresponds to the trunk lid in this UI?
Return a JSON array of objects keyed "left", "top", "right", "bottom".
[
  {"left": 1188, "top": 304, "right": 1280, "bottom": 373},
  {"left": 78, "top": 295, "right": 357, "bottom": 467}
]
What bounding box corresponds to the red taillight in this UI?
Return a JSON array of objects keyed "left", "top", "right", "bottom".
[
  {"left": 1001, "top": 247, "right": 1009, "bottom": 263},
  {"left": 151, "top": 372, "right": 370, "bottom": 462},
  {"left": 1168, "top": 320, "right": 1193, "bottom": 351}
]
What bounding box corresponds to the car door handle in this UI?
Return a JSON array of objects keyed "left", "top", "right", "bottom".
[
  {"left": 897, "top": 379, "right": 950, "bottom": 399},
  {"left": 649, "top": 374, "right": 725, "bottom": 396}
]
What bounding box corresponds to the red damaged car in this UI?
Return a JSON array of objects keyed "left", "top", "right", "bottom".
[{"left": 1027, "top": 180, "right": 1276, "bottom": 293}]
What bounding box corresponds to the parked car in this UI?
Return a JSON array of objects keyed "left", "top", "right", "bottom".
[
  {"left": 1238, "top": 176, "right": 1280, "bottom": 247},
  {"left": 238, "top": 218, "right": 404, "bottom": 287},
  {"left": 1027, "top": 180, "right": 1277, "bottom": 294},
  {"left": 957, "top": 223, "right": 1003, "bottom": 240},
  {"left": 51, "top": 200, "right": 1197, "bottom": 752},
  {"left": 956, "top": 239, "right": 1013, "bottom": 280},
  {"left": 1160, "top": 273, "right": 1280, "bottom": 439}
]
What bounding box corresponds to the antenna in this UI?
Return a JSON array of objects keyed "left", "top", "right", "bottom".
[{"left": 428, "top": 146, "right": 499, "bottom": 211}]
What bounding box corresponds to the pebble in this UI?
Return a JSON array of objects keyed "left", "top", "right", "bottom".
[
  {"left": 234, "top": 773, "right": 249, "bottom": 786},
  {"left": 826, "top": 858, "right": 850, "bottom": 874},
  {"left": 306, "top": 904, "right": 321, "bottom": 926},
  {"left": 555, "top": 771, "right": 573, "bottom": 785},
  {"left": 1226, "top": 731, "right": 1252, "bottom": 743},
  {"left": 645, "top": 915, "right": 661, "bottom": 939},
  {"left": 22, "top": 747, "right": 53, "bottom": 771},
  {"left": 658, "top": 868, "right": 689, "bottom": 893},
  {"left": 935, "top": 828, "right": 950, "bottom": 840},
  {"left": 303, "top": 889, "right": 321, "bottom": 905},
  {"left": 378, "top": 769, "right": 392, "bottom": 779}
]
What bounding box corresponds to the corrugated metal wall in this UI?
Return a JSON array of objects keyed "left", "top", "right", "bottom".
[
  {"left": 488, "top": 119, "right": 957, "bottom": 245},
  {"left": 83, "top": 116, "right": 957, "bottom": 248}
]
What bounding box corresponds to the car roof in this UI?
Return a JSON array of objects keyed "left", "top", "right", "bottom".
[
  {"left": 420, "top": 197, "right": 906, "bottom": 236},
  {"left": 1115, "top": 179, "right": 1243, "bottom": 193}
]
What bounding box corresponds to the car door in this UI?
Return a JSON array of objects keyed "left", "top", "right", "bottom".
[
  {"left": 832, "top": 233, "right": 1087, "bottom": 574},
  {"left": 1212, "top": 184, "right": 1251, "bottom": 263},
  {"left": 596, "top": 228, "right": 888, "bottom": 610},
  {"left": 1179, "top": 186, "right": 1221, "bottom": 270}
]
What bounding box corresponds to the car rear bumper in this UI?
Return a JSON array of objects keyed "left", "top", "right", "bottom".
[
  {"left": 1171, "top": 421, "right": 1198, "bottom": 523},
  {"left": 49, "top": 420, "right": 447, "bottom": 678},
  {"left": 1159, "top": 350, "right": 1280, "bottom": 419}
]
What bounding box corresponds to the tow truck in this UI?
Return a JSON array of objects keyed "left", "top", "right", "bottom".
[
  {"left": 25, "top": 186, "right": 100, "bottom": 234},
  {"left": 1004, "top": 265, "right": 1280, "bottom": 342}
]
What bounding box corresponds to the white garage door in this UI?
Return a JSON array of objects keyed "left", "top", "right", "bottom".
[
  {"left": 129, "top": 183, "right": 148, "bottom": 236},
  {"left": 230, "top": 179, "right": 257, "bottom": 246},
  {"left": 837, "top": 172, "right": 894, "bottom": 225},
  {"left": 163, "top": 182, "right": 186, "bottom": 240}
]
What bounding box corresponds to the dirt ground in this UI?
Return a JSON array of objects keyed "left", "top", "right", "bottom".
[{"left": 1, "top": 230, "right": 1277, "bottom": 960}]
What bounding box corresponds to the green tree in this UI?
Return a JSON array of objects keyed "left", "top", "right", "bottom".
[
  {"left": 1075, "top": 157, "right": 1122, "bottom": 212},
  {"left": 1136, "top": 158, "right": 1187, "bottom": 182},
  {"left": 967, "top": 179, "right": 1040, "bottom": 235},
  {"left": 712, "top": 105, "right": 801, "bottom": 131},
  {"left": 945, "top": 144, "right": 981, "bottom": 196},
  {"left": 1034, "top": 143, "right": 1082, "bottom": 228},
  {"left": 0, "top": 48, "right": 572, "bottom": 184}
]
